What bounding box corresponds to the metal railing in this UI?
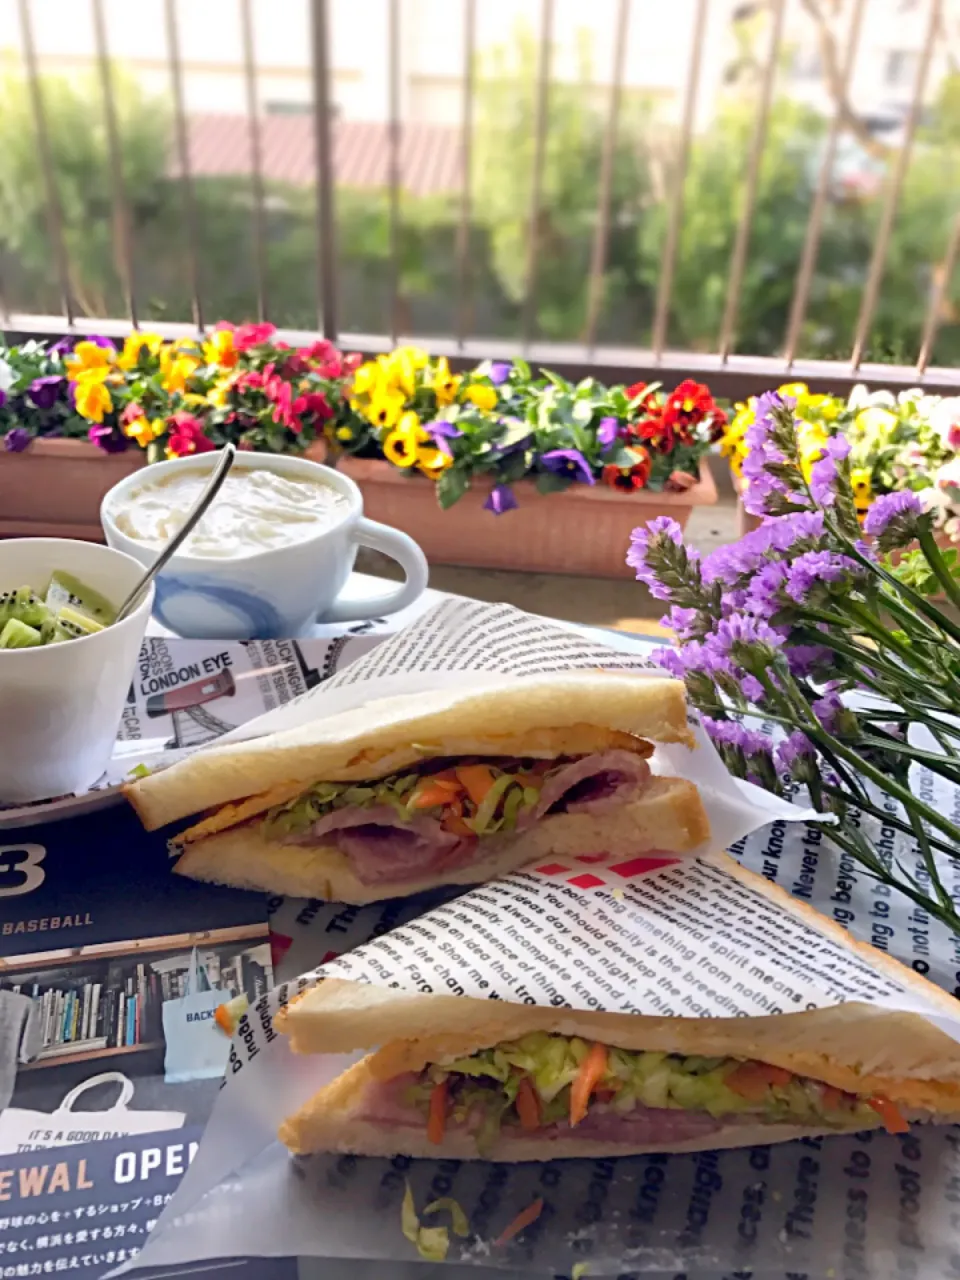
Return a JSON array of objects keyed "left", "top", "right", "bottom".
[{"left": 4, "top": 0, "right": 960, "bottom": 400}]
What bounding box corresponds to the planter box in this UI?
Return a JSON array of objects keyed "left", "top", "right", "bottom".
[
  {"left": 0, "top": 438, "right": 144, "bottom": 541},
  {"left": 336, "top": 455, "right": 717, "bottom": 578}
]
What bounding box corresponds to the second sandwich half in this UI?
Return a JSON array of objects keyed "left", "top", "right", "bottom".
[{"left": 124, "top": 673, "right": 710, "bottom": 903}]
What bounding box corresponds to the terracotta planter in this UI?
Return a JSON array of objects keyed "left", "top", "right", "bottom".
[
  {"left": 0, "top": 438, "right": 143, "bottom": 541},
  {"left": 333, "top": 455, "right": 717, "bottom": 578}
]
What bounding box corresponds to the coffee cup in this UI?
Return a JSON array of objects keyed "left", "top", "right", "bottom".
[{"left": 100, "top": 451, "right": 429, "bottom": 640}]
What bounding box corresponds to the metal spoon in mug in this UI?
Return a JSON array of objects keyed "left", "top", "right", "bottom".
[{"left": 114, "top": 443, "right": 238, "bottom": 623}]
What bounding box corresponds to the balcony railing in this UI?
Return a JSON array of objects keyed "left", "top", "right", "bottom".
[{"left": 3, "top": 0, "right": 960, "bottom": 400}]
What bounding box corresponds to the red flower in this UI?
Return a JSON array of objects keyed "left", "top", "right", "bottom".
[
  {"left": 626, "top": 381, "right": 650, "bottom": 404},
  {"left": 632, "top": 410, "right": 676, "bottom": 455},
  {"left": 234, "top": 322, "right": 277, "bottom": 352},
  {"left": 120, "top": 401, "right": 145, "bottom": 426},
  {"left": 343, "top": 351, "right": 363, "bottom": 374},
  {"left": 303, "top": 391, "right": 333, "bottom": 420},
  {"left": 602, "top": 447, "right": 651, "bottom": 492},
  {"left": 166, "top": 412, "right": 215, "bottom": 457},
  {"left": 664, "top": 379, "right": 717, "bottom": 430},
  {"left": 299, "top": 340, "right": 344, "bottom": 379}
]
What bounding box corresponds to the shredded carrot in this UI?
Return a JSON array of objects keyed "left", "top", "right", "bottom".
[
  {"left": 494, "top": 1197, "right": 544, "bottom": 1247},
  {"left": 593, "top": 1088, "right": 617, "bottom": 1103},
  {"left": 569, "top": 1042, "right": 608, "bottom": 1127},
  {"left": 214, "top": 1004, "right": 234, "bottom": 1035},
  {"left": 867, "top": 1096, "right": 909, "bottom": 1134},
  {"left": 726, "top": 1061, "right": 792, "bottom": 1100},
  {"left": 441, "top": 800, "right": 474, "bottom": 836},
  {"left": 455, "top": 764, "right": 497, "bottom": 807},
  {"left": 515, "top": 1077, "right": 541, "bottom": 1130},
  {"left": 427, "top": 1079, "right": 449, "bottom": 1144},
  {"left": 411, "top": 779, "right": 462, "bottom": 810}
]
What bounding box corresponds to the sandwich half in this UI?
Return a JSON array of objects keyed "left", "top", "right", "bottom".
[
  {"left": 276, "top": 977, "right": 960, "bottom": 1160},
  {"left": 124, "top": 673, "right": 709, "bottom": 904}
]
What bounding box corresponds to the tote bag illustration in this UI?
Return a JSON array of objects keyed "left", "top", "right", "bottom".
[
  {"left": 162, "top": 948, "right": 234, "bottom": 1083},
  {"left": 0, "top": 1072, "right": 185, "bottom": 1154}
]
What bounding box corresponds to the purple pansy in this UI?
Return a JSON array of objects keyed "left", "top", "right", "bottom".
[
  {"left": 428, "top": 420, "right": 463, "bottom": 456},
  {"left": 488, "top": 361, "right": 512, "bottom": 386},
  {"left": 483, "top": 483, "right": 517, "bottom": 515},
  {"left": 28, "top": 374, "right": 66, "bottom": 410},
  {"left": 3, "top": 427, "right": 31, "bottom": 453},
  {"left": 50, "top": 336, "right": 76, "bottom": 356},
  {"left": 597, "top": 416, "right": 620, "bottom": 448},
  {"left": 88, "top": 423, "right": 128, "bottom": 454},
  {"left": 542, "top": 448, "right": 595, "bottom": 485},
  {"left": 85, "top": 334, "right": 116, "bottom": 351}
]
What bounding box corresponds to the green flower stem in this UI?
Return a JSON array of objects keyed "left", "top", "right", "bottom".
[
  {"left": 906, "top": 808, "right": 955, "bottom": 913},
  {"left": 790, "top": 625, "right": 957, "bottom": 705},
  {"left": 819, "top": 781, "right": 960, "bottom": 861},
  {"left": 794, "top": 600, "right": 956, "bottom": 692},
  {"left": 917, "top": 527, "right": 960, "bottom": 611},
  {"left": 858, "top": 733, "right": 960, "bottom": 784},
  {"left": 826, "top": 826, "right": 960, "bottom": 932}
]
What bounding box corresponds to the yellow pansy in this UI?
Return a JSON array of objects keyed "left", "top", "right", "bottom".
[
  {"left": 351, "top": 361, "right": 381, "bottom": 398},
  {"left": 73, "top": 375, "right": 113, "bottom": 423},
  {"left": 855, "top": 406, "right": 897, "bottom": 436},
  {"left": 335, "top": 424, "right": 358, "bottom": 443},
  {"left": 161, "top": 353, "right": 203, "bottom": 395},
  {"left": 202, "top": 327, "right": 238, "bottom": 369},
  {"left": 116, "top": 331, "right": 164, "bottom": 371},
  {"left": 207, "top": 375, "right": 237, "bottom": 409},
  {"left": 416, "top": 446, "right": 453, "bottom": 480},
  {"left": 431, "top": 357, "right": 461, "bottom": 407},
  {"left": 366, "top": 385, "right": 406, "bottom": 430},
  {"left": 463, "top": 383, "right": 497, "bottom": 412},
  {"left": 777, "top": 382, "right": 809, "bottom": 400},
  {"left": 65, "top": 341, "right": 113, "bottom": 381},
  {"left": 391, "top": 348, "right": 424, "bottom": 398},
  {"left": 383, "top": 411, "right": 428, "bottom": 468},
  {"left": 850, "top": 467, "right": 873, "bottom": 514},
  {"left": 123, "top": 415, "right": 166, "bottom": 448}
]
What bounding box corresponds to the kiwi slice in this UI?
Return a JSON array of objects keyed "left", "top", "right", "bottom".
[
  {"left": 56, "top": 605, "right": 105, "bottom": 638},
  {"left": 45, "top": 571, "right": 117, "bottom": 628},
  {"left": 0, "top": 617, "right": 43, "bottom": 649},
  {"left": 0, "top": 586, "right": 51, "bottom": 630}
]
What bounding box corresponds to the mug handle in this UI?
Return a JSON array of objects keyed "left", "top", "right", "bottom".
[{"left": 319, "top": 516, "right": 429, "bottom": 624}]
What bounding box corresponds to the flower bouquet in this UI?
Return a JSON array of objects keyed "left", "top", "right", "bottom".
[
  {"left": 340, "top": 350, "right": 726, "bottom": 515},
  {"left": 632, "top": 389, "right": 960, "bottom": 933}
]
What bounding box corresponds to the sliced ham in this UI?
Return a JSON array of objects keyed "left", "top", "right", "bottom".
[
  {"left": 527, "top": 749, "right": 651, "bottom": 822},
  {"left": 280, "top": 751, "right": 649, "bottom": 884}
]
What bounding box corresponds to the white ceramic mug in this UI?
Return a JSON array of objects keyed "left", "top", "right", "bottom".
[
  {"left": 100, "top": 451, "right": 429, "bottom": 639},
  {"left": 0, "top": 538, "right": 154, "bottom": 804}
]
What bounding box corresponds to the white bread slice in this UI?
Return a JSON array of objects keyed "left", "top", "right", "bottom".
[
  {"left": 277, "top": 1054, "right": 955, "bottom": 1161},
  {"left": 274, "top": 853, "right": 960, "bottom": 1102},
  {"left": 173, "top": 776, "right": 708, "bottom": 904},
  {"left": 125, "top": 673, "right": 691, "bottom": 831}
]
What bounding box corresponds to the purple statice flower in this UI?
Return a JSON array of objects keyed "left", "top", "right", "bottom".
[
  {"left": 862, "top": 490, "right": 925, "bottom": 551},
  {"left": 489, "top": 361, "right": 512, "bottom": 386},
  {"left": 713, "top": 614, "right": 782, "bottom": 655},
  {"left": 483, "top": 483, "right": 517, "bottom": 515},
  {"left": 661, "top": 605, "right": 700, "bottom": 640},
  {"left": 754, "top": 389, "right": 794, "bottom": 423},
  {"left": 786, "top": 643, "right": 830, "bottom": 677},
  {"left": 541, "top": 448, "right": 595, "bottom": 485},
  {"left": 428, "top": 420, "right": 463, "bottom": 456},
  {"left": 812, "top": 693, "right": 843, "bottom": 733},
  {"left": 28, "top": 374, "right": 66, "bottom": 410},
  {"left": 745, "top": 560, "right": 790, "bottom": 617},
  {"left": 762, "top": 510, "right": 825, "bottom": 551},
  {"left": 3, "top": 427, "right": 31, "bottom": 453},
  {"left": 741, "top": 673, "right": 766, "bottom": 703},
  {"left": 703, "top": 716, "right": 774, "bottom": 760},
  {"left": 88, "top": 423, "right": 128, "bottom": 453},
  {"left": 784, "top": 551, "right": 858, "bottom": 605},
  {"left": 597, "top": 416, "right": 620, "bottom": 448},
  {"left": 809, "top": 435, "right": 850, "bottom": 507},
  {"left": 626, "top": 516, "right": 690, "bottom": 600},
  {"left": 778, "top": 730, "right": 815, "bottom": 771},
  {"left": 652, "top": 646, "right": 685, "bottom": 678}
]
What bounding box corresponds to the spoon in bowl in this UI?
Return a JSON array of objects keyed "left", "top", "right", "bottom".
[{"left": 114, "top": 443, "right": 237, "bottom": 623}]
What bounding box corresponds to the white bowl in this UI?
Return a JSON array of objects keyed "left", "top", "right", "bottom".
[{"left": 0, "top": 539, "right": 154, "bottom": 804}]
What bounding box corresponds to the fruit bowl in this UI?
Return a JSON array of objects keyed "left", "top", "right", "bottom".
[{"left": 0, "top": 539, "right": 154, "bottom": 804}]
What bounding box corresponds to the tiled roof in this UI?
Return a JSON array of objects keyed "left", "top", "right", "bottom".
[{"left": 179, "top": 113, "right": 462, "bottom": 195}]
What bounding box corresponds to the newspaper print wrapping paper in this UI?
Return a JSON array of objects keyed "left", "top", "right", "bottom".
[{"left": 120, "top": 601, "right": 960, "bottom": 1280}]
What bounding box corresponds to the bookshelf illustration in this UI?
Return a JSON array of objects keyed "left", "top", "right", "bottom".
[{"left": 0, "top": 925, "right": 270, "bottom": 1073}]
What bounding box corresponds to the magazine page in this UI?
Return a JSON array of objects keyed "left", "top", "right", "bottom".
[{"left": 0, "top": 804, "right": 279, "bottom": 1278}]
